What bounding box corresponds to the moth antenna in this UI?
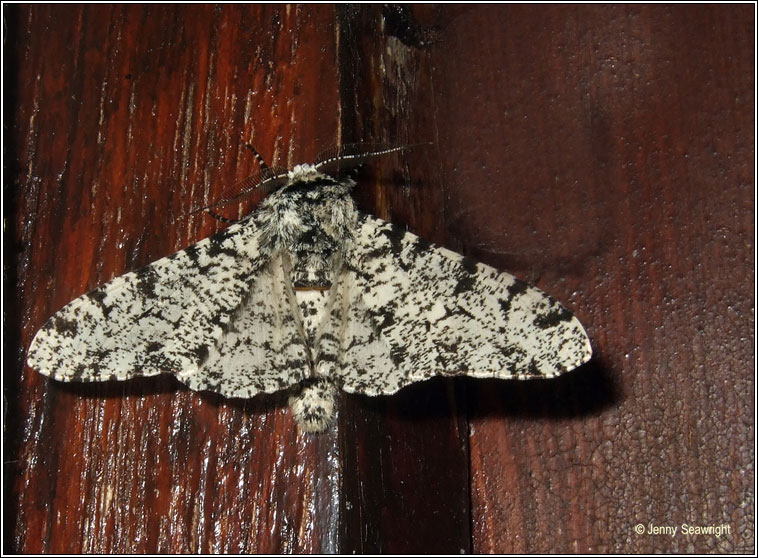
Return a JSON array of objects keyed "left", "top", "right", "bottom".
[
  {"left": 184, "top": 168, "right": 290, "bottom": 217},
  {"left": 246, "top": 143, "right": 269, "bottom": 172},
  {"left": 205, "top": 210, "right": 240, "bottom": 224},
  {"left": 314, "top": 142, "right": 432, "bottom": 175},
  {"left": 178, "top": 143, "right": 289, "bottom": 222}
]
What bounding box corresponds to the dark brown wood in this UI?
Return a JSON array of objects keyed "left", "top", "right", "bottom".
[
  {"left": 5, "top": 3, "right": 754, "bottom": 555},
  {"left": 333, "top": 6, "right": 472, "bottom": 554},
  {"left": 6, "top": 4, "right": 342, "bottom": 553},
  {"left": 415, "top": 4, "right": 752, "bottom": 554}
]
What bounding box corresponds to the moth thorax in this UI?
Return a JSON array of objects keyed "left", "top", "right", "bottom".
[
  {"left": 288, "top": 378, "right": 337, "bottom": 433},
  {"left": 289, "top": 250, "right": 335, "bottom": 287},
  {"left": 294, "top": 288, "right": 330, "bottom": 346},
  {"left": 286, "top": 215, "right": 343, "bottom": 287}
]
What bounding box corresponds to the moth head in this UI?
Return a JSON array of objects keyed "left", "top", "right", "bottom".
[
  {"left": 262, "top": 142, "right": 423, "bottom": 194},
  {"left": 286, "top": 163, "right": 323, "bottom": 183}
]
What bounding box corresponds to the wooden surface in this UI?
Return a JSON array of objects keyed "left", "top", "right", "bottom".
[{"left": 5, "top": 4, "right": 754, "bottom": 553}]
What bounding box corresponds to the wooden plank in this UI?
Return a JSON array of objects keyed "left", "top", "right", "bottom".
[
  {"left": 415, "top": 4, "right": 752, "bottom": 553},
  {"left": 6, "top": 4, "right": 342, "bottom": 553},
  {"left": 334, "top": 6, "right": 471, "bottom": 553},
  {"left": 7, "top": 4, "right": 753, "bottom": 554}
]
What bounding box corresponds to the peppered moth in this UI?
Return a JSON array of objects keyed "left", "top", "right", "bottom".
[{"left": 26, "top": 147, "right": 592, "bottom": 432}]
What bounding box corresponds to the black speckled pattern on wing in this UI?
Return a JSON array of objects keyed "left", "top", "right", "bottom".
[
  {"left": 180, "top": 253, "right": 310, "bottom": 397},
  {"left": 25, "top": 214, "right": 306, "bottom": 396},
  {"left": 334, "top": 214, "right": 592, "bottom": 396}
]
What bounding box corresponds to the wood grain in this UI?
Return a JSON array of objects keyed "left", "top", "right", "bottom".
[
  {"left": 6, "top": 4, "right": 342, "bottom": 553},
  {"left": 422, "top": 5, "right": 753, "bottom": 553},
  {"left": 334, "top": 6, "right": 471, "bottom": 553},
  {"left": 5, "top": 4, "right": 754, "bottom": 554}
]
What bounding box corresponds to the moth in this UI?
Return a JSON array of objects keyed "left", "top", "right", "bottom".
[{"left": 26, "top": 145, "right": 592, "bottom": 432}]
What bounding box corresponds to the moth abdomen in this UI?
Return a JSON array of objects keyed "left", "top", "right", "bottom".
[{"left": 288, "top": 378, "right": 337, "bottom": 433}]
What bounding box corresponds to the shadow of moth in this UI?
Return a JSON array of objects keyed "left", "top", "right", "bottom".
[{"left": 26, "top": 145, "right": 592, "bottom": 432}]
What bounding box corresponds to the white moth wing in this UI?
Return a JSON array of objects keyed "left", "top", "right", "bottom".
[
  {"left": 26, "top": 216, "right": 310, "bottom": 398},
  {"left": 180, "top": 252, "right": 310, "bottom": 397},
  {"left": 332, "top": 214, "right": 592, "bottom": 396}
]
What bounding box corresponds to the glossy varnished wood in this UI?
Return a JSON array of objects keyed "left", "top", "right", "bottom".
[
  {"left": 6, "top": 4, "right": 754, "bottom": 554},
  {"left": 334, "top": 6, "right": 472, "bottom": 554},
  {"left": 6, "top": 4, "right": 342, "bottom": 553}
]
